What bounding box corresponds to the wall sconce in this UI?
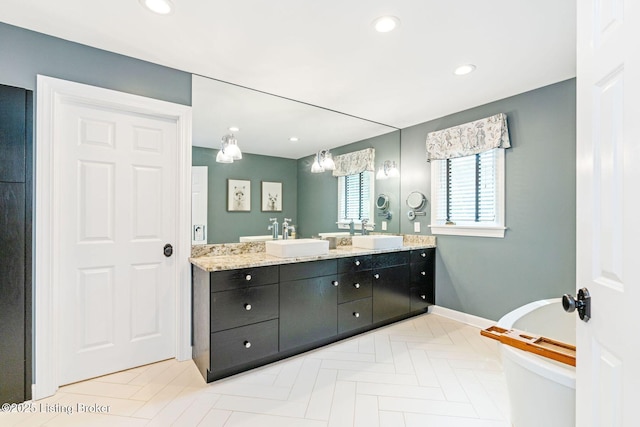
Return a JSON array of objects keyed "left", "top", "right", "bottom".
[
  {"left": 311, "top": 149, "right": 336, "bottom": 173},
  {"left": 215, "top": 134, "right": 242, "bottom": 163},
  {"left": 376, "top": 160, "right": 399, "bottom": 180}
]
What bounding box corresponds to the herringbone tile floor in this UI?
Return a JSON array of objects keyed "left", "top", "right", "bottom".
[{"left": 1, "top": 313, "right": 511, "bottom": 426}]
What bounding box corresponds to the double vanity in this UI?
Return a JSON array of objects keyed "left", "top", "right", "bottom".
[{"left": 190, "top": 234, "right": 436, "bottom": 382}]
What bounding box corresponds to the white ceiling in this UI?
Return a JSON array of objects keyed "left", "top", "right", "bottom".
[{"left": 0, "top": 0, "right": 576, "bottom": 158}]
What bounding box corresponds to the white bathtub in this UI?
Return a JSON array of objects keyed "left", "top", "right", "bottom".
[{"left": 497, "top": 298, "right": 575, "bottom": 427}]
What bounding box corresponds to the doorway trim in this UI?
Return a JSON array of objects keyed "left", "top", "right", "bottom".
[{"left": 34, "top": 75, "right": 192, "bottom": 399}]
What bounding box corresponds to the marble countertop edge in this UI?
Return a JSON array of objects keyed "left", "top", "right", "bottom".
[{"left": 190, "top": 243, "right": 436, "bottom": 272}]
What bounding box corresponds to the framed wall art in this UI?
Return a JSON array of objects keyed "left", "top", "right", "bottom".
[
  {"left": 227, "top": 179, "right": 251, "bottom": 211},
  {"left": 261, "top": 181, "right": 282, "bottom": 212}
]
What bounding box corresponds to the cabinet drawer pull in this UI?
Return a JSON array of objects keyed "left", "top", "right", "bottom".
[
  {"left": 245, "top": 274, "right": 252, "bottom": 281},
  {"left": 354, "top": 283, "right": 360, "bottom": 289},
  {"left": 421, "top": 271, "right": 426, "bottom": 276},
  {"left": 420, "top": 294, "right": 426, "bottom": 300},
  {"left": 244, "top": 340, "right": 251, "bottom": 348},
  {"left": 421, "top": 252, "right": 426, "bottom": 258},
  {"left": 244, "top": 303, "right": 252, "bottom": 311},
  {"left": 353, "top": 312, "right": 360, "bottom": 318},
  {"left": 332, "top": 280, "right": 339, "bottom": 287},
  {"left": 373, "top": 273, "right": 380, "bottom": 279},
  {"left": 354, "top": 260, "right": 361, "bottom": 266}
]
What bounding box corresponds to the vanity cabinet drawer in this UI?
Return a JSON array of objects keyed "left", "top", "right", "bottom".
[
  {"left": 410, "top": 248, "right": 435, "bottom": 264},
  {"left": 410, "top": 261, "right": 432, "bottom": 283},
  {"left": 372, "top": 251, "right": 410, "bottom": 269},
  {"left": 210, "top": 319, "right": 279, "bottom": 372},
  {"left": 337, "top": 271, "right": 372, "bottom": 303},
  {"left": 210, "top": 284, "right": 278, "bottom": 332},
  {"left": 410, "top": 286, "right": 434, "bottom": 311},
  {"left": 211, "top": 265, "right": 279, "bottom": 292},
  {"left": 338, "top": 298, "right": 372, "bottom": 334},
  {"left": 280, "top": 259, "right": 337, "bottom": 281},
  {"left": 338, "top": 255, "right": 372, "bottom": 273}
]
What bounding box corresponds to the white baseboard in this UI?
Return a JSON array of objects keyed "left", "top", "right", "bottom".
[{"left": 430, "top": 305, "right": 496, "bottom": 329}]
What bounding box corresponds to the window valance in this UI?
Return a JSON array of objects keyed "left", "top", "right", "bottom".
[
  {"left": 425, "top": 113, "right": 510, "bottom": 161},
  {"left": 332, "top": 148, "right": 375, "bottom": 177}
]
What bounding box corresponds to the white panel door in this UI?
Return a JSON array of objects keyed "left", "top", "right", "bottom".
[
  {"left": 56, "top": 98, "right": 177, "bottom": 385},
  {"left": 191, "top": 166, "right": 208, "bottom": 244},
  {"left": 576, "top": 0, "right": 640, "bottom": 425}
]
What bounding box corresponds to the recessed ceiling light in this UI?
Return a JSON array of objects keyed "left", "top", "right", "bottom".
[
  {"left": 289, "top": 137, "right": 299, "bottom": 142},
  {"left": 229, "top": 126, "right": 240, "bottom": 132},
  {"left": 454, "top": 64, "right": 476, "bottom": 76},
  {"left": 372, "top": 16, "right": 400, "bottom": 33},
  {"left": 139, "top": 0, "right": 173, "bottom": 15}
]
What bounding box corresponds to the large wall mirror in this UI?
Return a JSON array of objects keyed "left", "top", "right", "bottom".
[{"left": 192, "top": 75, "right": 400, "bottom": 244}]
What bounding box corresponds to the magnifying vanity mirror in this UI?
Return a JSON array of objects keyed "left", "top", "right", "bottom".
[
  {"left": 406, "top": 190, "right": 427, "bottom": 221},
  {"left": 376, "top": 193, "right": 391, "bottom": 220}
]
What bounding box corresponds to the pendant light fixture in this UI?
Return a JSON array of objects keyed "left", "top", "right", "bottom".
[
  {"left": 311, "top": 149, "right": 336, "bottom": 173},
  {"left": 215, "top": 134, "right": 242, "bottom": 164}
]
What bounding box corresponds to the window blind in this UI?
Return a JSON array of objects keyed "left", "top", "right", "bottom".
[
  {"left": 338, "top": 172, "right": 372, "bottom": 221},
  {"left": 436, "top": 149, "right": 497, "bottom": 223}
]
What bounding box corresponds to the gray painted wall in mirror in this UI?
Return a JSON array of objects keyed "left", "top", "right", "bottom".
[
  {"left": 297, "top": 131, "right": 401, "bottom": 238},
  {"left": 399, "top": 79, "right": 576, "bottom": 321},
  {"left": 192, "top": 147, "right": 298, "bottom": 243}
]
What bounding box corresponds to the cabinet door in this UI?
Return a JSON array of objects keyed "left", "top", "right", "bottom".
[
  {"left": 279, "top": 275, "right": 337, "bottom": 351},
  {"left": 372, "top": 264, "right": 410, "bottom": 323}
]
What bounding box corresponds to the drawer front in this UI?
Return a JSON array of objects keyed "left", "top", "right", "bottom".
[
  {"left": 337, "top": 271, "right": 372, "bottom": 303},
  {"left": 410, "top": 286, "right": 434, "bottom": 312},
  {"left": 410, "top": 261, "right": 432, "bottom": 283},
  {"left": 372, "top": 251, "right": 410, "bottom": 269},
  {"left": 338, "top": 298, "right": 372, "bottom": 334},
  {"left": 337, "top": 255, "right": 372, "bottom": 273},
  {"left": 410, "top": 248, "right": 435, "bottom": 264},
  {"left": 210, "top": 319, "right": 279, "bottom": 372},
  {"left": 280, "top": 259, "right": 337, "bottom": 281},
  {"left": 211, "top": 284, "right": 278, "bottom": 332},
  {"left": 211, "top": 265, "right": 278, "bottom": 292}
]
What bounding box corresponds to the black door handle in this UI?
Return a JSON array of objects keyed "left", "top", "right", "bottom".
[
  {"left": 562, "top": 287, "right": 591, "bottom": 322},
  {"left": 164, "top": 243, "right": 173, "bottom": 257}
]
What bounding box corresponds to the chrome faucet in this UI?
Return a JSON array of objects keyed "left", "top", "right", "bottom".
[
  {"left": 268, "top": 218, "right": 279, "bottom": 240},
  {"left": 282, "top": 218, "right": 292, "bottom": 240},
  {"left": 361, "top": 218, "right": 369, "bottom": 235},
  {"left": 349, "top": 219, "right": 355, "bottom": 235}
]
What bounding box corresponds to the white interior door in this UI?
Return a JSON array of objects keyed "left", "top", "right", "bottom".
[
  {"left": 576, "top": 1, "right": 640, "bottom": 425},
  {"left": 56, "top": 93, "right": 178, "bottom": 385},
  {"left": 191, "top": 166, "right": 208, "bottom": 244}
]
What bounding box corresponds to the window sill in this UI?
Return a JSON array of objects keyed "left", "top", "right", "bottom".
[{"left": 429, "top": 224, "right": 506, "bottom": 238}]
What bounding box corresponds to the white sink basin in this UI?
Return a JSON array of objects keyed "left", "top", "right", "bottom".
[
  {"left": 351, "top": 235, "right": 403, "bottom": 250},
  {"left": 265, "top": 238, "right": 330, "bottom": 258}
]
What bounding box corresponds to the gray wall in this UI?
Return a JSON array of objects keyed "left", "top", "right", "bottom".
[
  {"left": 0, "top": 22, "right": 191, "bottom": 105},
  {"left": 193, "top": 147, "right": 298, "bottom": 243},
  {"left": 297, "top": 130, "right": 401, "bottom": 238},
  {"left": 400, "top": 79, "right": 576, "bottom": 320}
]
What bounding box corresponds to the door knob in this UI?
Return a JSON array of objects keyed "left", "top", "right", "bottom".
[
  {"left": 163, "top": 243, "right": 173, "bottom": 257},
  {"left": 563, "top": 287, "right": 591, "bottom": 322}
]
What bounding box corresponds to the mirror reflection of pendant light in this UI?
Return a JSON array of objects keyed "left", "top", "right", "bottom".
[
  {"left": 376, "top": 160, "right": 399, "bottom": 180},
  {"left": 216, "top": 134, "right": 242, "bottom": 164},
  {"left": 311, "top": 149, "right": 335, "bottom": 173}
]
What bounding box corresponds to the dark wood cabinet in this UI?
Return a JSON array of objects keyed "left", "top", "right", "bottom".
[
  {"left": 192, "top": 248, "right": 435, "bottom": 382},
  {"left": 372, "top": 263, "right": 411, "bottom": 323},
  {"left": 0, "top": 84, "right": 32, "bottom": 404},
  {"left": 279, "top": 259, "right": 338, "bottom": 351},
  {"left": 409, "top": 248, "right": 436, "bottom": 312}
]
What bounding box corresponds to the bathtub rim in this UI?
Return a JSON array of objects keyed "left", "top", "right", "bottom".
[{"left": 497, "top": 298, "right": 576, "bottom": 389}]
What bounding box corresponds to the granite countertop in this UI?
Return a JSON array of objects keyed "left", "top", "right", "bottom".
[{"left": 190, "top": 235, "right": 436, "bottom": 272}]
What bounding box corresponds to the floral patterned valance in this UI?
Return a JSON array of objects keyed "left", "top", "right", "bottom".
[
  {"left": 425, "top": 113, "right": 510, "bottom": 161},
  {"left": 332, "top": 148, "right": 375, "bottom": 177}
]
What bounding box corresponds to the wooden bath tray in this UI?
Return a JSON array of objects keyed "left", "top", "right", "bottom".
[{"left": 481, "top": 326, "right": 576, "bottom": 366}]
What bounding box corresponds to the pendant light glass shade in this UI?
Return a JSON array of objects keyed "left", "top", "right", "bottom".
[
  {"left": 222, "top": 134, "right": 242, "bottom": 160},
  {"left": 310, "top": 149, "right": 335, "bottom": 173},
  {"left": 311, "top": 153, "right": 325, "bottom": 173},
  {"left": 215, "top": 148, "right": 233, "bottom": 163},
  {"left": 321, "top": 151, "right": 335, "bottom": 170}
]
